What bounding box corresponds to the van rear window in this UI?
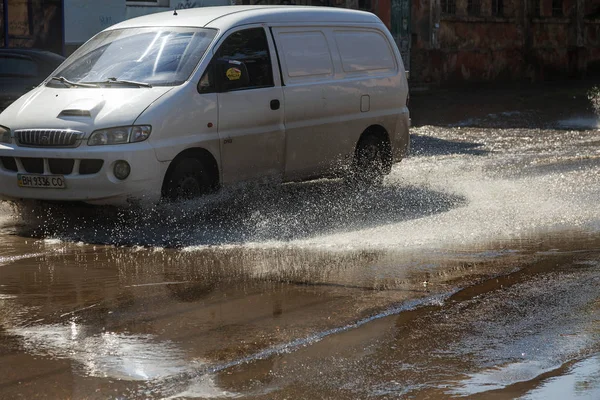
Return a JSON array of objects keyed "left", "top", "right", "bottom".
[{"left": 334, "top": 30, "right": 396, "bottom": 73}]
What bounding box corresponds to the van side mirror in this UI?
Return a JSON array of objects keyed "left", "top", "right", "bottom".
[{"left": 215, "top": 59, "right": 250, "bottom": 92}]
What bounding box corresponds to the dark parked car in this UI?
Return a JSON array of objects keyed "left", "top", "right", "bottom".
[{"left": 0, "top": 48, "right": 65, "bottom": 111}]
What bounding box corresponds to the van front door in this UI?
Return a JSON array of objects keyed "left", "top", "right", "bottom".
[{"left": 213, "top": 27, "right": 285, "bottom": 185}]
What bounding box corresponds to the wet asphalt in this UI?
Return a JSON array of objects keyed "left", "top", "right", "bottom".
[{"left": 1, "top": 80, "right": 600, "bottom": 399}]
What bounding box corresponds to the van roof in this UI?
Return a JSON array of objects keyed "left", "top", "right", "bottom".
[{"left": 108, "top": 6, "right": 380, "bottom": 31}]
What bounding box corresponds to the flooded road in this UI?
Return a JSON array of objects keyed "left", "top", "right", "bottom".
[{"left": 2, "top": 82, "right": 600, "bottom": 399}]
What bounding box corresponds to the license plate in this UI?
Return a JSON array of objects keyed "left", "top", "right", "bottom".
[{"left": 17, "top": 174, "right": 66, "bottom": 189}]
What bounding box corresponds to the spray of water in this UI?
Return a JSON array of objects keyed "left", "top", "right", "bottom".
[
  {"left": 1, "top": 123, "right": 599, "bottom": 252},
  {"left": 588, "top": 86, "right": 600, "bottom": 116}
]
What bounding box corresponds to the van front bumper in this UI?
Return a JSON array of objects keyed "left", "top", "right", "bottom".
[{"left": 0, "top": 143, "right": 165, "bottom": 206}]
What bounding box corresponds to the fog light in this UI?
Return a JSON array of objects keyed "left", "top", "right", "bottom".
[{"left": 113, "top": 160, "right": 130, "bottom": 180}]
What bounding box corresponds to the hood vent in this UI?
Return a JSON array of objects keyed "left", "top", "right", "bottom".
[{"left": 59, "top": 109, "right": 91, "bottom": 117}]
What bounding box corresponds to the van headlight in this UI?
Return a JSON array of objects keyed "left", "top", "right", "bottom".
[
  {"left": 88, "top": 125, "right": 151, "bottom": 146},
  {"left": 0, "top": 126, "right": 11, "bottom": 144}
]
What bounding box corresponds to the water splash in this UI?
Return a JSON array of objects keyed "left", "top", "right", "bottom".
[{"left": 0, "top": 125, "right": 599, "bottom": 252}]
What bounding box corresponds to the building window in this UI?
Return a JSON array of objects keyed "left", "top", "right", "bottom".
[
  {"left": 534, "top": 0, "right": 541, "bottom": 17},
  {"left": 491, "top": 0, "right": 503, "bottom": 16},
  {"left": 552, "top": 0, "right": 563, "bottom": 17},
  {"left": 467, "top": 0, "right": 481, "bottom": 16},
  {"left": 587, "top": 5, "right": 600, "bottom": 19},
  {"left": 358, "top": 0, "right": 371, "bottom": 11},
  {"left": 126, "top": 0, "right": 170, "bottom": 6},
  {"left": 441, "top": 0, "right": 456, "bottom": 14}
]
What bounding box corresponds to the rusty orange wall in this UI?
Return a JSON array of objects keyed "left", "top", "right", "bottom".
[
  {"left": 411, "top": 0, "right": 600, "bottom": 83},
  {"left": 376, "top": 0, "right": 392, "bottom": 29}
]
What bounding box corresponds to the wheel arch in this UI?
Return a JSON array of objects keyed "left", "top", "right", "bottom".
[
  {"left": 161, "top": 147, "right": 220, "bottom": 198},
  {"left": 356, "top": 125, "right": 393, "bottom": 173}
]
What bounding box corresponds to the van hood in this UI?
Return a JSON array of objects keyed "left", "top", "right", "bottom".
[{"left": 0, "top": 86, "right": 174, "bottom": 133}]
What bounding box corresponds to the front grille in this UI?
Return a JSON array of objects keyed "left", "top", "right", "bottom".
[
  {"left": 15, "top": 129, "right": 84, "bottom": 148},
  {"left": 49, "top": 159, "right": 75, "bottom": 175},
  {"left": 0, "top": 157, "right": 103, "bottom": 175}
]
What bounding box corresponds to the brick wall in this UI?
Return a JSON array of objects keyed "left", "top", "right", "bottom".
[{"left": 411, "top": 0, "right": 600, "bottom": 83}]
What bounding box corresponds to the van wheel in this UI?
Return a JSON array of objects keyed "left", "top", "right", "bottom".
[
  {"left": 349, "top": 134, "right": 385, "bottom": 186},
  {"left": 163, "top": 158, "right": 212, "bottom": 201}
]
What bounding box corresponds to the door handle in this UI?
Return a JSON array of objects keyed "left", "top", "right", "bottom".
[{"left": 270, "top": 99, "right": 280, "bottom": 110}]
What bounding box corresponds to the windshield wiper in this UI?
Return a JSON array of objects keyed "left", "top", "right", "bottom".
[
  {"left": 84, "top": 77, "right": 153, "bottom": 88},
  {"left": 48, "top": 76, "right": 99, "bottom": 88}
]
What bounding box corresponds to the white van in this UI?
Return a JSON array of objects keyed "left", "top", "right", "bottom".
[{"left": 0, "top": 6, "right": 409, "bottom": 206}]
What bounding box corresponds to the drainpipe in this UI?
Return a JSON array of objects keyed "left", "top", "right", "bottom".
[
  {"left": 61, "top": 0, "right": 66, "bottom": 56},
  {"left": 3, "top": 0, "right": 8, "bottom": 48}
]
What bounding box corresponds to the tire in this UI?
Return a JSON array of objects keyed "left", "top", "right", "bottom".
[
  {"left": 162, "top": 158, "right": 213, "bottom": 201},
  {"left": 349, "top": 134, "right": 386, "bottom": 186}
]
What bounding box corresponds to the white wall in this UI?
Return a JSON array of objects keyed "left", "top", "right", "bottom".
[
  {"left": 126, "top": 0, "right": 234, "bottom": 19},
  {"left": 64, "top": 0, "right": 126, "bottom": 45},
  {"left": 64, "top": 0, "right": 233, "bottom": 46}
]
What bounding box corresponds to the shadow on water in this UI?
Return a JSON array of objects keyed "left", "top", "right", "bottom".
[
  {"left": 6, "top": 179, "right": 466, "bottom": 248},
  {"left": 410, "top": 134, "right": 489, "bottom": 157},
  {"left": 410, "top": 80, "right": 599, "bottom": 130},
  {"left": 518, "top": 155, "right": 600, "bottom": 177}
]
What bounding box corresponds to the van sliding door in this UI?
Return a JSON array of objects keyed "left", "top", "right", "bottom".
[{"left": 271, "top": 27, "right": 353, "bottom": 181}]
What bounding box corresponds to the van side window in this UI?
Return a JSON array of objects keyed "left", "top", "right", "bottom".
[
  {"left": 198, "top": 65, "right": 214, "bottom": 93},
  {"left": 215, "top": 28, "right": 274, "bottom": 91},
  {"left": 334, "top": 30, "right": 396, "bottom": 73},
  {"left": 276, "top": 31, "right": 333, "bottom": 81}
]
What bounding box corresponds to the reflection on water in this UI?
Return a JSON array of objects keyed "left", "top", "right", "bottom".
[
  {"left": 455, "top": 360, "right": 565, "bottom": 395},
  {"left": 452, "top": 355, "right": 600, "bottom": 399},
  {"left": 440, "top": 256, "right": 600, "bottom": 397},
  {"left": 164, "top": 375, "right": 241, "bottom": 399},
  {"left": 9, "top": 323, "right": 189, "bottom": 381},
  {"left": 556, "top": 117, "right": 600, "bottom": 130},
  {"left": 522, "top": 355, "right": 600, "bottom": 399},
  {"left": 0, "top": 230, "right": 561, "bottom": 399}
]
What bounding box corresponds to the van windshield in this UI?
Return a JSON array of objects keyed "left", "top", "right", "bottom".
[{"left": 48, "top": 27, "right": 217, "bottom": 87}]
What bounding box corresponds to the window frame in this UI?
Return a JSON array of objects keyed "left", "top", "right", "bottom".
[
  {"left": 200, "top": 27, "right": 275, "bottom": 94},
  {"left": 552, "top": 0, "right": 563, "bottom": 17},
  {"left": 333, "top": 29, "right": 398, "bottom": 75},
  {"left": 275, "top": 29, "right": 334, "bottom": 81},
  {"left": 357, "top": 0, "right": 372, "bottom": 12},
  {"left": 467, "top": 0, "right": 482, "bottom": 16},
  {"left": 491, "top": 0, "right": 504, "bottom": 17},
  {"left": 441, "top": 0, "right": 457, "bottom": 15}
]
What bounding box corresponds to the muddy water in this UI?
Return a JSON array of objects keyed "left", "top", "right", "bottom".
[{"left": 1, "top": 84, "right": 600, "bottom": 399}]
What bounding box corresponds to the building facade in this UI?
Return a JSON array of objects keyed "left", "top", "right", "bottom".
[
  {"left": 409, "top": 0, "right": 600, "bottom": 83},
  {"left": 2, "top": 0, "right": 600, "bottom": 84}
]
